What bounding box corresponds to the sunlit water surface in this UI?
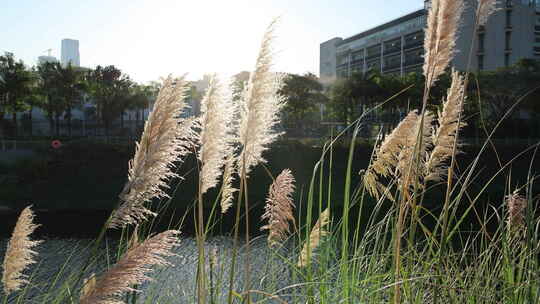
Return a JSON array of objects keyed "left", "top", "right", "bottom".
[{"left": 0, "top": 236, "right": 299, "bottom": 303}]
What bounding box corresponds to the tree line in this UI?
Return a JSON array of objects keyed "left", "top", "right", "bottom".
[
  {"left": 3, "top": 50, "right": 539, "bottom": 139},
  {"left": 278, "top": 59, "right": 540, "bottom": 139},
  {"left": 0, "top": 52, "right": 159, "bottom": 137}
]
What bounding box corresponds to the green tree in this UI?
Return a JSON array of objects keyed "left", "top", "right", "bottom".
[
  {"left": 279, "top": 72, "right": 326, "bottom": 132},
  {"left": 0, "top": 52, "right": 33, "bottom": 135},
  {"left": 57, "top": 63, "right": 86, "bottom": 136},
  {"left": 37, "top": 61, "right": 66, "bottom": 136},
  {"left": 86, "top": 65, "right": 133, "bottom": 136},
  {"left": 21, "top": 68, "right": 44, "bottom": 137},
  {"left": 328, "top": 71, "right": 381, "bottom": 124}
]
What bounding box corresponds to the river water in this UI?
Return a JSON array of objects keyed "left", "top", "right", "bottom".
[{"left": 0, "top": 236, "right": 298, "bottom": 303}]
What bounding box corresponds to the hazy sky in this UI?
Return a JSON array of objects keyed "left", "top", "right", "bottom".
[{"left": 1, "top": 0, "right": 423, "bottom": 83}]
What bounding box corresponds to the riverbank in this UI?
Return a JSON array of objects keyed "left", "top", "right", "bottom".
[{"left": 0, "top": 138, "right": 538, "bottom": 237}]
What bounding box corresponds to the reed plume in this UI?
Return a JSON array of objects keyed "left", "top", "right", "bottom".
[
  {"left": 238, "top": 20, "right": 285, "bottom": 175},
  {"left": 220, "top": 155, "right": 237, "bottom": 214},
  {"left": 79, "top": 230, "right": 180, "bottom": 304},
  {"left": 423, "top": 0, "right": 464, "bottom": 87},
  {"left": 1, "top": 206, "right": 41, "bottom": 295},
  {"left": 506, "top": 191, "right": 527, "bottom": 234},
  {"left": 198, "top": 75, "right": 236, "bottom": 194},
  {"left": 478, "top": 0, "right": 498, "bottom": 26},
  {"left": 80, "top": 273, "right": 96, "bottom": 300},
  {"left": 298, "top": 208, "right": 330, "bottom": 268},
  {"left": 425, "top": 70, "right": 467, "bottom": 182},
  {"left": 363, "top": 111, "right": 420, "bottom": 199},
  {"left": 261, "top": 169, "right": 296, "bottom": 246},
  {"left": 128, "top": 226, "right": 139, "bottom": 250},
  {"left": 396, "top": 112, "right": 434, "bottom": 190},
  {"left": 108, "top": 76, "right": 197, "bottom": 229}
]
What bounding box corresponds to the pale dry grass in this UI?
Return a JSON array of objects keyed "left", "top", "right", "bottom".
[
  {"left": 506, "top": 190, "right": 527, "bottom": 234},
  {"left": 395, "top": 111, "right": 433, "bottom": 190},
  {"left": 238, "top": 20, "right": 285, "bottom": 175},
  {"left": 478, "top": 0, "right": 498, "bottom": 26},
  {"left": 220, "top": 155, "right": 238, "bottom": 214},
  {"left": 1, "top": 206, "right": 41, "bottom": 296},
  {"left": 298, "top": 208, "right": 330, "bottom": 268},
  {"left": 261, "top": 169, "right": 296, "bottom": 247},
  {"left": 425, "top": 70, "right": 467, "bottom": 182},
  {"left": 79, "top": 230, "right": 180, "bottom": 304},
  {"left": 198, "top": 75, "right": 236, "bottom": 195},
  {"left": 363, "top": 111, "right": 420, "bottom": 200},
  {"left": 108, "top": 77, "right": 197, "bottom": 229},
  {"left": 423, "top": 0, "right": 464, "bottom": 87}
]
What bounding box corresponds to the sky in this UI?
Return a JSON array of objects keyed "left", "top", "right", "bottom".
[{"left": 1, "top": 0, "right": 423, "bottom": 83}]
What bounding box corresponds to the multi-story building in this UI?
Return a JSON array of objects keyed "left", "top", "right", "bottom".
[
  {"left": 320, "top": 0, "right": 540, "bottom": 84},
  {"left": 61, "top": 39, "right": 80, "bottom": 67},
  {"left": 37, "top": 55, "right": 58, "bottom": 65}
]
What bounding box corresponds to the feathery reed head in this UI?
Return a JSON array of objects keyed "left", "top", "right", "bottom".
[
  {"left": 80, "top": 273, "right": 96, "bottom": 300},
  {"left": 423, "top": 0, "right": 464, "bottom": 87},
  {"left": 298, "top": 208, "right": 330, "bottom": 268},
  {"left": 395, "top": 111, "right": 434, "bottom": 191},
  {"left": 425, "top": 69, "right": 467, "bottom": 182},
  {"left": 506, "top": 191, "right": 526, "bottom": 234},
  {"left": 238, "top": 20, "right": 286, "bottom": 175},
  {"left": 108, "top": 76, "right": 197, "bottom": 229},
  {"left": 1, "top": 206, "right": 41, "bottom": 295},
  {"left": 363, "top": 111, "right": 420, "bottom": 199},
  {"left": 198, "top": 75, "right": 236, "bottom": 194},
  {"left": 220, "top": 155, "right": 238, "bottom": 214},
  {"left": 478, "top": 0, "right": 498, "bottom": 26},
  {"left": 128, "top": 226, "right": 139, "bottom": 250},
  {"left": 261, "top": 169, "right": 296, "bottom": 246},
  {"left": 79, "top": 230, "right": 180, "bottom": 304}
]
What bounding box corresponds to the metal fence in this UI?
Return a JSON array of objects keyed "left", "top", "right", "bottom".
[{"left": 1, "top": 119, "right": 146, "bottom": 139}]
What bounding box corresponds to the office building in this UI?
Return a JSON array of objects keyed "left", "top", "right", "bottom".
[
  {"left": 320, "top": 0, "right": 540, "bottom": 84},
  {"left": 61, "top": 39, "right": 80, "bottom": 67},
  {"left": 37, "top": 55, "right": 58, "bottom": 65}
]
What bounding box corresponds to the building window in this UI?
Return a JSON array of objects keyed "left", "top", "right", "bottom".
[
  {"left": 506, "top": 32, "right": 512, "bottom": 50},
  {"left": 506, "top": 10, "right": 513, "bottom": 27},
  {"left": 505, "top": 54, "right": 510, "bottom": 67},
  {"left": 478, "top": 55, "right": 484, "bottom": 70},
  {"left": 367, "top": 45, "right": 381, "bottom": 58},
  {"left": 478, "top": 33, "right": 485, "bottom": 52}
]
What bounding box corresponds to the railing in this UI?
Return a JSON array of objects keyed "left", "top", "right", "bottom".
[
  {"left": 365, "top": 53, "right": 381, "bottom": 60},
  {"left": 383, "top": 46, "right": 401, "bottom": 55},
  {"left": 383, "top": 63, "right": 401, "bottom": 71},
  {"left": 404, "top": 40, "right": 423, "bottom": 49},
  {"left": 404, "top": 58, "right": 424, "bottom": 66}
]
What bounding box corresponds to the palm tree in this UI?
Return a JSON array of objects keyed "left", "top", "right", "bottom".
[
  {"left": 37, "top": 61, "right": 65, "bottom": 136},
  {"left": 56, "top": 63, "right": 85, "bottom": 136},
  {"left": 0, "top": 52, "right": 32, "bottom": 136}
]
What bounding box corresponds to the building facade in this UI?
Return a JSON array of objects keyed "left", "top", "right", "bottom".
[
  {"left": 320, "top": 0, "right": 540, "bottom": 84},
  {"left": 61, "top": 39, "right": 80, "bottom": 67},
  {"left": 37, "top": 55, "right": 58, "bottom": 65}
]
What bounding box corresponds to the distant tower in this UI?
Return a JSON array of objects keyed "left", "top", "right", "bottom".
[{"left": 61, "top": 39, "right": 80, "bottom": 67}]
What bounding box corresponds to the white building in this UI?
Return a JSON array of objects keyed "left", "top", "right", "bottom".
[
  {"left": 61, "top": 39, "right": 80, "bottom": 67},
  {"left": 38, "top": 55, "right": 58, "bottom": 65}
]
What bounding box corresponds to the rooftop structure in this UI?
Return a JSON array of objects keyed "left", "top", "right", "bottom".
[{"left": 37, "top": 55, "right": 58, "bottom": 65}]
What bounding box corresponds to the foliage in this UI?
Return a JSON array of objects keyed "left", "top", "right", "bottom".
[
  {"left": 279, "top": 72, "right": 326, "bottom": 128},
  {"left": 0, "top": 53, "right": 33, "bottom": 132}
]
